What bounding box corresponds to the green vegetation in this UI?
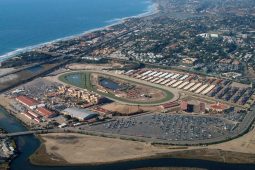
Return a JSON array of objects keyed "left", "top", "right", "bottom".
[
  {"left": 59, "top": 71, "right": 175, "bottom": 105},
  {"left": 59, "top": 72, "right": 93, "bottom": 90}
]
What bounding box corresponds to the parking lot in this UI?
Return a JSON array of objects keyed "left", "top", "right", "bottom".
[
  {"left": 84, "top": 113, "right": 236, "bottom": 142},
  {"left": 222, "top": 110, "right": 247, "bottom": 123},
  {"left": 16, "top": 78, "right": 61, "bottom": 99}
]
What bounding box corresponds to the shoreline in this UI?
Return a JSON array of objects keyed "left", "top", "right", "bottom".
[{"left": 0, "top": 0, "right": 159, "bottom": 62}]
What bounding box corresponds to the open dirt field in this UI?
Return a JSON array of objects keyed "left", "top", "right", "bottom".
[
  {"left": 208, "top": 126, "right": 255, "bottom": 154},
  {"left": 34, "top": 133, "right": 173, "bottom": 165},
  {"left": 102, "top": 102, "right": 161, "bottom": 115},
  {"left": 247, "top": 67, "right": 255, "bottom": 80},
  {"left": 0, "top": 74, "right": 19, "bottom": 84},
  {"left": 67, "top": 63, "right": 124, "bottom": 70},
  {"left": 0, "top": 68, "right": 16, "bottom": 76},
  {"left": 31, "top": 133, "right": 255, "bottom": 166}
]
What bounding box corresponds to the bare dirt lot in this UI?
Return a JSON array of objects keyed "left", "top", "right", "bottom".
[
  {"left": 102, "top": 102, "right": 161, "bottom": 115},
  {"left": 32, "top": 133, "right": 172, "bottom": 165},
  {"left": 247, "top": 67, "right": 255, "bottom": 80},
  {"left": 208, "top": 126, "right": 255, "bottom": 154},
  {"left": 67, "top": 63, "right": 124, "bottom": 70},
  {"left": 31, "top": 133, "right": 255, "bottom": 166},
  {"left": 0, "top": 68, "right": 16, "bottom": 76},
  {"left": 0, "top": 74, "right": 19, "bottom": 84}
]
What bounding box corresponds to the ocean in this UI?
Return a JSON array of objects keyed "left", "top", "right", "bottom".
[{"left": 0, "top": 0, "right": 155, "bottom": 59}]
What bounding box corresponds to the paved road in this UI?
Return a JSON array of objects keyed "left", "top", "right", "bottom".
[{"left": 0, "top": 131, "right": 35, "bottom": 138}]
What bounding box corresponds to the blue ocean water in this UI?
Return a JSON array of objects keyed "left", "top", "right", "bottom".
[{"left": 0, "top": 0, "right": 153, "bottom": 57}]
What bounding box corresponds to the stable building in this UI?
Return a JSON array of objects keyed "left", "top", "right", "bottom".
[
  {"left": 16, "top": 96, "right": 44, "bottom": 109},
  {"left": 36, "top": 107, "right": 58, "bottom": 118},
  {"left": 161, "top": 101, "right": 180, "bottom": 109}
]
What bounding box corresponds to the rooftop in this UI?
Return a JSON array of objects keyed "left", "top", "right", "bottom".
[
  {"left": 16, "top": 96, "right": 38, "bottom": 106},
  {"left": 210, "top": 103, "right": 229, "bottom": 111},
  {"left": 37, "top": 107, "right": 55, "bottom": 117},
  {"left": 63, "top": 108, "right": 98, "bottom": 120}
]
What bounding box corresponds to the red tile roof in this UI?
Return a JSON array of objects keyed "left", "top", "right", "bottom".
[
  {"left": 210, "top": 103, "right": 228, "bottom": 111},
  {"left": 37, "top": 107, "right": 55, "bottom": 117},
  {"left": 162, "top": 101, "right": 180, "bottom": 109},
  {"left": 16, "top": 96, "right": 38, "bottom": 106}
]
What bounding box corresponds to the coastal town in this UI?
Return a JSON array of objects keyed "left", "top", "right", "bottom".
[{"left": 0, "top": 0, "right": 255, "bottom": 169}]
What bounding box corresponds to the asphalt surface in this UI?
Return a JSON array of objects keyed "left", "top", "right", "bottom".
[{"left": 1, "top": 105, "right": 254, "bottom": 146}]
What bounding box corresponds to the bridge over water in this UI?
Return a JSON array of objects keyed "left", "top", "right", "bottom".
[{"left": 0, "top": 131, "right": 39, "bottom": 138}]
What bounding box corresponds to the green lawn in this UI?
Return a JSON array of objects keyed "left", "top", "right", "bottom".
[
  {"left": 59, "top": 71, "right": 175, "bottom": 105},
  {"left": 59, "top": 72, "right": 92, "bottom": 90}
]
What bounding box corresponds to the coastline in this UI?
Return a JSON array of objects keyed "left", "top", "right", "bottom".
[{"left": 0, "top": 0, "right": 159, "bottom": 62}]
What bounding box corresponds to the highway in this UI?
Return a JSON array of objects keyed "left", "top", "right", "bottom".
[{"left": 0, "top": 131, "right": 36, "bottom": 138}]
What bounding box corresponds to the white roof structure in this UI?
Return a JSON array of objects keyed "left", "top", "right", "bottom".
[{"left": 63, "top": 108, "right": 98, "bottom": 120}]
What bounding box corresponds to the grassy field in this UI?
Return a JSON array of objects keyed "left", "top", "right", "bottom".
[
  {"left": 59, "top": 72, "right": 92, "bottom": 90},
  {"left": 58, "top": 71, "right": 175, "bottom": 105}
]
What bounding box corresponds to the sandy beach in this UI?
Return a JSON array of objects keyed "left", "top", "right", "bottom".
[{"left": 0, "top": 0, "right": 159, "bottom": 62}]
